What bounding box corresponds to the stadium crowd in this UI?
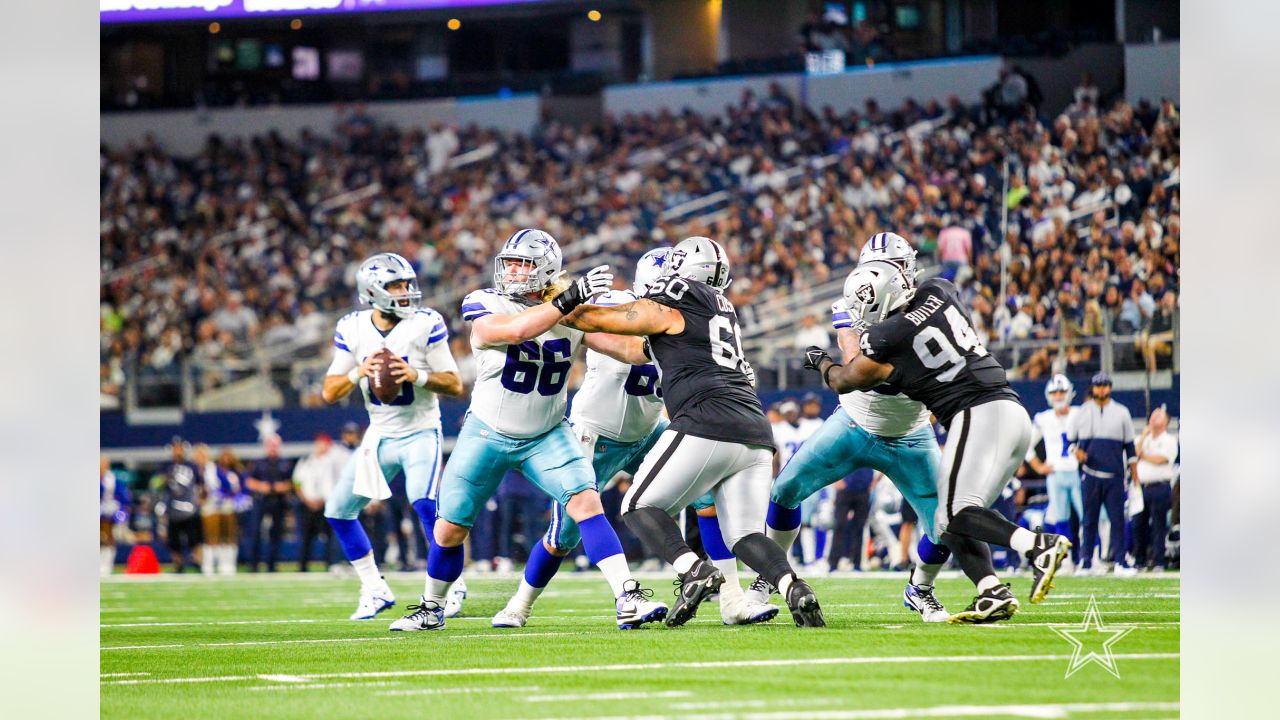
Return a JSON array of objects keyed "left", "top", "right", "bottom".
[{"left": 101, "top": 76, "right": 1180, "bottom": 409}]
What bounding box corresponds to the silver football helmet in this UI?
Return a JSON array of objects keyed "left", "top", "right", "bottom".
[
  {"left": 632, "top": 247, "right": 671, "bottom": 295},
  {"left": 859, "top": 232, "right": 919, "bottom": 287},
  {"left": 664, "top": 236, "right": 731, "bottom": 291},
  {"left": 494, "top": 228, "right": 563, "bottom": 296},
  {"left": 842, "top": 261, "right": 916, "bottom": 325},
  {"left": 1044, "top": 373, "right": 1075, "bottom": 409},
  {"left": 356, "top": 252, "right": 421, "bottom": 320}
]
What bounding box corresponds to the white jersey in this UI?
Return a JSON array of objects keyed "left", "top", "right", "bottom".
[
  {"left": 773, "top": 417, "right": 822, "bottom": 468},
  {"left": 1029, "top": 407, "right": 1080, "bottom": 473},
  {"left": 568, "top": 290, "right": 664, "bottom": 443},
  {"left": 461, "top": 288, "right": 585, "bottom": 439},
  {"left": 326, "top": 308, "right": 458, "bottom": 438},
  {"left": 839, "top": 390, "right": 932, "bottom": 438}
]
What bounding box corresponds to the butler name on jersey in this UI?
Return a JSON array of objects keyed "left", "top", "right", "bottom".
[
  {"left": 460, "top": 288, "right": 585, "bottom": 439},
  {"left": 328, "top": 308, "right": 455, "bottom": 436},
  {"left": 642, "top": 274, "right": 774, "bottom": 450},
  {"left": 859, "top": 276, "right": 1019, "bottom": 427}
]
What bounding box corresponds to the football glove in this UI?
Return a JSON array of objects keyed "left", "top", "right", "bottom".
[
  {"left": 552, "top": 265, "right": 614, "bottom": 314},
  {"left": 803, "top": 346, "right": 832, "bottom": 372}
]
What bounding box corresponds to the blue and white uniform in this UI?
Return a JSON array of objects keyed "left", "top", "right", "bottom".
[
  {"left": 324, "top": 308, "right": 457, "bottom": 520},
  {"left": 551, "top": 290, "right": 669, "bottom": 550},
  {"left": 435, "top": 289, "right": 596, "bottom": 529},
  {"left": 769, "top": 305, "right": 943, "bottom": 540},
  {"left": 1069, "top": 398, "right": 1137, "bottom": 568},
  {"left": 1029, "top": 407, "right": 1083, "bottom": 528}
]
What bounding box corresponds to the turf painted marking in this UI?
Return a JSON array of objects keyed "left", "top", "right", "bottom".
[
  {"left": 100, "top": 653, "right": 1179, "bottom": 686},
  {"left": 538, "top": 701, "right": 1181, "bottom": 719},
  {"left": 100, "top": 631, "right": 580, "bottom": 652},
  {"left": 99, "top": 672, "right": 150, "bottom": 678},
  {"left": 250, "top": 682, "right": 403, "bottom": 692},
  {"left": 526, "top": 691, "right": 691, "bottom": 703},
  {"left": 102, "top": 618, "right": 325, "bottom": 628},
  {"left": 101, "top": 644, "right": 183, "bottom": 651},
  {"left": 376, "top": 685, "right": 543, "bottom": 697},
  {"left": 258, "top": 675, "right": 309, "bottom": 683}
]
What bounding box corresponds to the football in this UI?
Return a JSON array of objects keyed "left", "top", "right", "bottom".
[{"left": 368, "top": 347, "right": 401, "bottom": 404}]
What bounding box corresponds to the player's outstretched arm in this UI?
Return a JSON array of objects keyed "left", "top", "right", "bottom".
[
  {"left": 562, "top": 298, "right": 685, "bottom": 336},
  {"left": 583, "top": 332, "right": 650, "bottom": 365},
  {"left": 473, "top": 265, "right": 615, "bottom": 348},
  {"left": 802, "top": 345, "right": 893, "bottom": 393}
]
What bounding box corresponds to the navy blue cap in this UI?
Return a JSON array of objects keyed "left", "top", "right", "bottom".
[{"left": 1090, "top": 372, "right": 1112, "bottom": 386}]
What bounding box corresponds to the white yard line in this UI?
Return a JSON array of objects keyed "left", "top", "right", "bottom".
[
  {"left": 99, "top": 672, "right": 150, "bottom": 678},
  {"left": 526, "top": 691, "right": 692, "bottom": 703},
  {"left": 376, "top": 685, "right": 543, "bottom": 697},
  {"left": 101, "top": 631, "right": 580, "bottom": 652},
  {"left": 250, "top": 682, "right": 403, "bottom": 692},
  {"left": 100, "top": 652, "right": 1179, "bottom": 686},
  {"left": 528, "top": 701, "right": 1181, "bottom": 719}
]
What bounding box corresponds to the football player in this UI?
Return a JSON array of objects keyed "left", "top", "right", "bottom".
[
  {"left": 563, "top": 236, "right": 825, "bottom": 628},
  {"left": 1027, "top": 374, "right": 1083, "bottom": 570},
  {"left": 491, "top": 248, "right": 777, "bottom": 628},
  {"left": 805, "top": 255, "right": 1071, "bottom": 623},
  {"left": 390, "top": 229, "right": 667, "bottom": 631},
  {"left": 749, "top": 237, "right": 954, "bottom": 622},
  {"left": 321, "top": 252, "right": 466, "bottom": 621}
]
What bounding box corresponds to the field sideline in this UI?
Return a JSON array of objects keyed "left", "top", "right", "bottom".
[{"left": 101, "top": 570, "right": 1179, "bottom": 719}]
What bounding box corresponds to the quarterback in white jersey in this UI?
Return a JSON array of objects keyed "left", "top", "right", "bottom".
[
  {"left": 1027, "top": 374, "right": 1083, "bottom": 566},
  {"left": 321, "top": 252, "right": 465, "bottom": 622},
  {"left": 390, "top": 228, "right": 667, "bottom": 632}
]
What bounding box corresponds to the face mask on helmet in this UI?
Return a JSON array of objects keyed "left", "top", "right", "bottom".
[
  {"left": 357, "top": 253, "right": 422, "bottom": 320},
  {"left": 493, "top": 229, "right": 562, "bottom": 296}
]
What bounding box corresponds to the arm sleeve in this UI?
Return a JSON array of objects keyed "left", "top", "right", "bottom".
[{"left": 326, "top": 318, "right": 357, "bottom": 376}]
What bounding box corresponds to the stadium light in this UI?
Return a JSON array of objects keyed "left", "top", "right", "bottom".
[
  {"left": 290, "top": 19, "right": 302, "bottom": 31},
  {"left": 208, "top": 22, "right": 220, "bottom": 35},
  {"left": 447, "top": 18, "right": 462, "bottom": 31},
  {"left": 588, "top": 10, "right": 602, "bottom": 22}
]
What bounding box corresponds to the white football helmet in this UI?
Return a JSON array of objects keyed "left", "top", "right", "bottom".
[
  {"left": 633, "top": 247, "right": 671, "bottom": 295},
  {"left": 859, "top": 232, "right": 919, "bottom": 287},
  {"left": 664, "top": 236, "right": 731, "bottom": 291},
  {"left": 356, "top": 252, "right": 421, "bottom": 320},
  {"left": 494, "top": 229, "right": 563, "bottom": 296},
  {"left": 1044, "top": 374, "right": 1075, "bottom": 409},
  {"left": 842, "top": 261, "right": 916, "bottom": 325}
]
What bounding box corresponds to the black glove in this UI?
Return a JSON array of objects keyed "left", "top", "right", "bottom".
[
  {"left": 803, "top": 346, "right": 833, "bottom": 372},
  {"left": 552, "top": 264, "right": 614, "bottom": 315}
]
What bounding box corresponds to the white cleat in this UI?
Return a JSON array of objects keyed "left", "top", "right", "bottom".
[
  {"left": 445, "top": 578, "right": 467, "bottom": 618},
  {"left": 388, "top": 596, "right": 445, "bottom": 631},
  {"left": 744, "top": 575, "right": 775, "bottom": 607},
  {"left": 903, "top": 582, "right": 950, "bottom": 623},
  {"left": 721, "top": 596, "right": 780, "bottom": 625},
  {"left": 1113, "top": 564, "right": 1139, "bottom": 577},
  {"left": 491, "top": 606, "right": 529, "bottom": 629},
  {"left": 349, "top": 582, "right": 396, "bottom": 620},
  {"left": 616, "top": 579, "right": 668, "bottom": 629}
]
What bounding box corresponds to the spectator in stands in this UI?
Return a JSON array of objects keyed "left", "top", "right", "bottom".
[
  {"left": 157, "top": 438, "right": 203, "bottom": 573},
  {"left": 244, "top": 434, "right": 294, "bottom": 572},
  {"left": 1133, "top": 406, "right": 1177, "bottom": 571},
  {"left": 293, "top": 433, "right": 350, "bottom": 572},
  {"left": 937, "top": 223, "right": 972, "bottom": 282},
  {"left": 1137, "top": 290, "right": 1178, "bottom": 371}
]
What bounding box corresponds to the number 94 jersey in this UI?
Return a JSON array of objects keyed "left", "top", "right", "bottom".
[
  {"left": 462, "top": 288, "right": 584, "bottom": 439},
  {"left": 859, "top": 277, "right": 1021, "bottom": 428},
  {"left": 642, "top": 277, "right": 775, "bottom": 450},
  {"left": 569, "top": 290, "right": 665, "bottom": 443}
]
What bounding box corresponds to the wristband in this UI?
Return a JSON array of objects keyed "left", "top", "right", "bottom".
[
  {"left": 346, "top": 368, "right": 361, "bottom": 384},
  {"left": 822, "top": 362, "right": 842, "bottom": 388},
  {"left": 412, "top": 368, "right": 430, "bottom": 388}
]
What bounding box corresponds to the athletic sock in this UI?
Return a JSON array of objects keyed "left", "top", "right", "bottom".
[
  {"left": 697, "top": 515, "right": 733, "bottom": 561},
  {"left": 508, "top": 579, "right": 546, "bottom": 613},
  {"left": 765, "top": 502, "right": 802, "bottom": 558},
  {"left": 578, "top": 514, "right": 633, "bottom": 597},
  {"left": 350, "top": 551, "right": 383, "bottom": 588},
  {"left": 424, "top": 543, "right": 463, "bottom": 604},
  {"left": 328, "top": 517, "right": 373, "bottom": 561},
  {"left": 411, "top": 498, "right": 439, "bottom": 551},
  {"left": 947, "top": 506, "right": 1020, "bottom": 547},
  {"left": 976, "top": 575, "right": 1001, "bottom": 593},
  {"left": 713, "top": 558, "right": 745, "bottom": 601},
  {"left": 911, "top": 563, "right": 943, "bottom": 587},
  {"left": 521, "top": 542, "right": 565, "bottom": 594},
  {"left": 1010, "top": 527, "right": 1036, "bottom": 555},
  {"left": 672, "top": 552, "right": 700, "bottom": 575}
]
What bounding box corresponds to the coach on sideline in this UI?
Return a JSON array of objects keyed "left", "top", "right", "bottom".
[{"left": 1071, "top": 372, "right": 1139, "bottom": 575}]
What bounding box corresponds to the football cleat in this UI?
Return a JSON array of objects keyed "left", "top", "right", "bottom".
[
  {"left": 616, "top": 579, "right": 668, "bottom": 630},
  {"left": 744, "top": 574, "right": 775, "bottom": 606},
  {"left": 349, "top": 581, "right": 396, "bottom": 620},
  {"left": 1026, "top": 533, "right": 1072, "bottom": 603},
  {"left": 444, "top": 577, "right": 467, "bottom": 618},
  {"left": 721, "top": 595, "right": 780, "bottom": 625},
  {"left": 785, "top": 576, "right": 826, "bottom": 627},
  {"left": 491, "top": 606, "right": 529, "bottom": 629},
  {"left": 903, "top": 582, "right": 950, "bottom": 623},
  {"left": 948, "top": 583, "right": 1019, "bottom": 624},
  {"left": 1113, "top": 564, "right": 1139, "bottom": 577},
  {"left": 666, "top": 560, "right": 725, "bottom": 627},
  {"left": 388, "top": 596, "right": 445, "bottom": 631}
]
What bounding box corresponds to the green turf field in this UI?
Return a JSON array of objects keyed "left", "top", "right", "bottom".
[{"left": 101, "top": 571, "right": 1179, "bottom": 719}]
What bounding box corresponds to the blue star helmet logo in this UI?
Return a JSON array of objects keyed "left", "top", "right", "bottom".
[{"left": 651, "top": 253, "right": 666, "bottom": 267}]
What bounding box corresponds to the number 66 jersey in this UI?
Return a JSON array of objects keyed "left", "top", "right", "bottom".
[
  {"left": 859, "top": 277, "right": 1020, "bottom": 427},
  {"left": 461, "top": 288, "right": 584, "bottom": 439},
  {"left": 642, "top": 277, "right": 774, "bottom": 450}
]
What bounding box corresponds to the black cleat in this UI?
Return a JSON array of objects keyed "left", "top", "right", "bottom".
[
  {"left": 948, "top": 583, "right": 1019, "bottom": 624},
  {"left": 1026, "top": 533, "right": 1072, "bottom": 603},
  {"left": 785, "top": 577, "right": 825, "bottom": 627},
  {"left": 665, "top": 559, "right": 725, "bottom": 627}
]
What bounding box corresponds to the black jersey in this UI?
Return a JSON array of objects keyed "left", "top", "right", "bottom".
[
  {"left": 642, "top": 276, "right": 775, "bottom": 449},
  {"left": 859, "top": 277, "right": 1021, "bottom": 427}
]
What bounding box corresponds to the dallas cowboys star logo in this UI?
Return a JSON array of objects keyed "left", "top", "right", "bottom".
[
  {"left": 1049, "top": 595, "right": 1136, "bottom": 678},
  {"left": 254, "top": 410, "right": 281, "bottom": 443}
]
